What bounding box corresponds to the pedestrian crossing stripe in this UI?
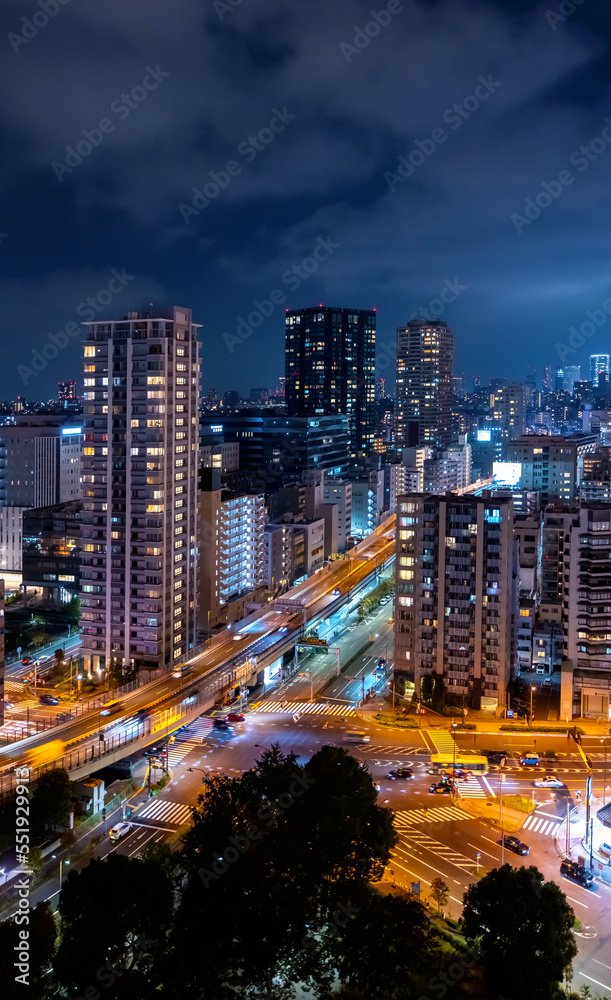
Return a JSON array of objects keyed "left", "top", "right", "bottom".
[
  {"left": 359, "top": 744, "right": 422, "bottom": 755},
  {"left": 456, "top": 776, "right": 487, "bottom": 799},
  {"left": 522, "top": 814, "right": 562, "bottom": 836},
  {"left": 251, "top": 701, "right": 356, "bottom": 717},
  {"left": 427, "top": 731, "right": 459, "bottom": 753},
  {"left": 137, "top": 798, "right": 193, "bottom": 827},
  {"left": 394, "top": 806, "right": 471, "bottom": 827},
  {"left": 167, "top": 739, "right": 200, "bottom": 766},
  {"left": 393, "top": 830, "right": 479, "bottom": 872}
]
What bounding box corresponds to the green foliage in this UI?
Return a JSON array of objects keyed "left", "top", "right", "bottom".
[
  {"left": 62, "top": 596, "right": 81, "bottom": 623},
  {"left": 25, "top": 845, "right": 44, "bottom": 877},
  {"left": 54, "top": 648, "right": 64, "bottom": 664},
  {"left": 53, "top": 853, "right": 173, "bottom": 994},
  {"left": 0, "top": 901, "right": 56, "bottom": 999},
  {"left": 502, "top": 795, "right": 536, "bottom": 814},
  {"left": 430, "top": 877, "right": 450, "bottom": 913},
  {"left": 170, "top": 743, "right": 397, "bottom": 998},
  {"left": 31, "top": 769, "right": 72, "bottom": 832},
  {"left": 420, "top": 674, "right": 434, "bottom": 703},
  {"left": 462, "top": 864, "right": 577, "bottom": 1000},
  {"left": 30, "top": 629, "right": 48, "bottom": 649}
]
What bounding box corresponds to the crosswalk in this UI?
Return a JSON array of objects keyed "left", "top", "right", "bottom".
[
  {"left": 395, "top": 805, "right": 471, "bottom": 827},
  {"left": 395, "top": 829, "right": 480, "bottom": 873},
  {"left": 457, "top": 776, "right": 488, "bottom": 799},
  {"left": 364, "top": 744, "right": 423, "bottom": 756},
  {"left": 136, "top": 797, "right": 194, "bottom": 828},
  {"left": 427, "top": 730, "right": 459, "bottom": 753},
  {"left": 522, "top": 812, "right": 563, "bottom": 837},
  {"left": 167, "top": 718, "right": 213, "bottom": 766},
  {"left": 251, "top": 701, "right": 356, "bottom": 717}
]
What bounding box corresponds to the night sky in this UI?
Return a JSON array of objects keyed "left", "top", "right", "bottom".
[{"left": 0, "top": 0, "right": 610, "bottom": 398}]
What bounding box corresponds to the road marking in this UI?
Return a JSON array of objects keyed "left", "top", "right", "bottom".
[
  {"left": 468, "top": 842, "right": 499, "bottom": 861},
  {"left": 578, "top": 973, "right": 611, "bottom": 991},
  {"left": 564, "top": 894, "right": 589, "bottom": 908}
]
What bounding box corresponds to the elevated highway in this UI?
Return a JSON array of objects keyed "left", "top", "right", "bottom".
[{"left": 0, "top": 515, "right": 395, "bottom": 792}]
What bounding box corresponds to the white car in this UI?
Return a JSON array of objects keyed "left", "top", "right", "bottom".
[
  {"left": 533, "top": 775, "right": 563, "bottom": 788},
  {"left": 109, "top": 821, "right": 133, "bottom": 841}
]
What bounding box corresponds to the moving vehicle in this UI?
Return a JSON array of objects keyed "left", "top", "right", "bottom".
[
  {"left": 39, "top": 694, "right": 59, "bottom": 706},
  {"left": 560, "top": 860, "right": 595, "bottom": 888},
  {"left": 213, "top": 719, "right": 233, "bottom": 731},
  {"left": 109, "top": 822, "right": 133, "bottom": 841},
  {"left": 431, "top": 752, "right": 488, "bottom": 775},
  {"left": 520, "top": 753, "right": 540, "bottom": 767},
  {"left": 342, "top": 731, "right": 370, "bottom": 743},
  {"left": 0, "top": 740, "right": 66, "bottom": 775},
  {"left": 498, "top": 835, "right": 530, "bottom": 855},
  {"left": 100, "top": 700, "right": 123, "bottom": 716},
  {"left": 481, "top": 750, "right": 507, "bottom": 765},
  {"left": 387, "top": 768, "right": 414, "bottom": 780},
  {"left": 226, "top": 712, "right": 245, "bottom": 722},
  {"left": 533, "top": 774, "right": 563, "bottom": 788},
  {"left": 331, "top": 589, "right": 341, "bottom": 596},
  {"left": 429, "top": 781, "right": 451, "bottom": 794},
  {"left": 21, "top": 657, "right": 33, "bottom": 665}
]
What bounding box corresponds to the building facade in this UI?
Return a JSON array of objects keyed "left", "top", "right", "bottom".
[
  {"left": 507, "top": 434, "right": 598, "bottom": 504},
  {"left": 394, "top": 494, "right": 516, "bottom": 709},
  {"left": 396, "top": 319, "right": 453, "bottom": 451},
  {"left": 22, "top": 500, "right": 81, "bottom": 600},
  {"left": 285, "top": 306, "right": 376, "bottom": 458},
  {"left": 80, "top": 305, "right": 199, "bottom": 674}
]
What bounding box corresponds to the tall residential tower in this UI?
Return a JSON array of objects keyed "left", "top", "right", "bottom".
[
  {"left": 80, "top": 305, "right": 200, "bottom": 675},
  {"left": 396, "top": 319, "right": 453, "bottom": 452},
  {"left": 285, "top": 305, "right": 376, "bottom": 458}
]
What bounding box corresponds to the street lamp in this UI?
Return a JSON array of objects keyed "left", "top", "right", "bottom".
[
  {"left": 254, "top": 743, "right": 270, "bottom": 752},
  {"left": 602, "top": 739, "right": 608, "bottom": 806},
  {"left": 52, "top": 855, "right": 70, "bottom": 887},
  {"left": 530, "top": 685, "right": 535, "bottom": 725},
  {"left": 187, "top": 767, "right": 211, "bottom": 783}
]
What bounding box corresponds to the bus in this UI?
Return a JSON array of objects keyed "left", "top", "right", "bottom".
[{"left": 431, "top": 752, "right": 489, "bottom": 776}]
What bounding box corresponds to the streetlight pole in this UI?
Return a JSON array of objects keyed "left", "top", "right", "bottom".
[
  {"left": 499, "top": 773, "right": 505, "bottom": 865},
  {"left": 530, "top": 685, "right": 534, "bottom": 725},
  {"left": 602, "top": 739, "right": 607, "bottom": 806}
]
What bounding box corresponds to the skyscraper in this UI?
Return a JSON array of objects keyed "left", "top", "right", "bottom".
[
  {"left": 285, "top": 306, "right": 376, "bottom": 458},
  {"left": 58, "top": 380, "right": 78, "bottom": 403},
  {"left": 590, "top": 354, "right": 610, "bottom": 388},
  {"left": 491, "top": 382, "right": 527, "bottom": 444},
  {"left": 80, "top": 305, "right": 200, "bottom": 675},
  {"left": 396, "top": 319, "right": 453, "bottom": 451}
]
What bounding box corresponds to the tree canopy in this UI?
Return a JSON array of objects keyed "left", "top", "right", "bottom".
[{"left": 462, "top": 864, "right": 577, "bottom": 1000}]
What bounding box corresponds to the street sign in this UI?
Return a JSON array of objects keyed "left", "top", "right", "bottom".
[{"left": 506, "top": 709, "right": 514, "bottom": 719}]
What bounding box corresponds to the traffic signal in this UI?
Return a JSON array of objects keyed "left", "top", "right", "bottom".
[{"left": 585, "top": 755, "right": 593, "bottom": 770}]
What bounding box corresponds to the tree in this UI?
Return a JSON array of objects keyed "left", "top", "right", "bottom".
[
  {"left": 420, "top": 674, "right": 433, "bottom": 704},
  {"left": 0, "top": 901, "right": 56, "bottom": 998},
  {"left": 30, "top": 629, "right": 48, "bottom": 650},
  {"left": 31, "top": 769, "right": 72, "bottom": 832},
  {"left": 54, "top": 648, "right": 64, "bottom": 666},
  {"left": 53, "top": 853, "right": 173, "bottom": 996},
  {"left": 432, "top": 674, "right": 445, "bottom": 711},
  {"left": 462, "top": 864, "right": 577, "bottom": 1000},
  {"left": 430, "top": 877, "right": 449, "bottom": 914},
  {"left": 170, "top": 743, "right": 397, "bottom": 999},
  {"left": 331, "top": 886, "right": 443, "bottom": 999},
  {"left": 25, "top": 845, "right": 44, "bottom": 878}
]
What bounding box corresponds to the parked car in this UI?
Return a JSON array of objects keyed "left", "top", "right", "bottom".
[
  {"left": 39, "top": 694, "right": 59, "bottom": 706},
  {"left": 520, "top": 754, "right": 540, "bottom": 766},
  {"left": 533, "top": 774, "right": 563, "bottom": 788},
  {"left": 387, "top": 768, "right": 414, "bottom": 780},
  {"left": 498, "top": 835, "right": 530, "bottom": 855},
  {"left": 109, "top": 822, "right": 133, "bottom": 842},
  {"left": 481, "top": 750, "right": 507, "bottom": 765},
  {"left": 560, "top": 859, "right": 595, "bottom": 888},
  {"left": 429, "top": 781, "right": 451, "bottom": 794},
  {"left": 543, "top": 677, "right": 552, "bottom": 686},
  {"left": 226, "top": 713, "right": 245, "bottom": 722}
]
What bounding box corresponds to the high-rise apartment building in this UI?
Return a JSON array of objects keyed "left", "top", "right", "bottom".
[
  {"left": 0, "top": 415, "right": 82, "bottom": 577},
  {"left": 375, "top": 377, "right": 386, "bottom": 402},
  {"left": 590, "top": 355, "right": 610, "bottom": 389},
  {"left": 0, "top": 582, "right": 4, "bottom": 727},
  {"left": 492, "top": 382, "right": 528, "bottom": 445},
  {"left": 80, "top": 305, "right": 199, "bottom": 674},
  {"left": 285, "top": 306, "right": 376, "bottom": 458},
  {"left": 396, "top": 319, "right": 453, "bottom": 451},
  {"left": 556, "top": 366, "right": 580, "bottom": 395},
  {"left": 394, "top": 494, "right": 516, "bottom": 709},
  {"left": 58, "top": 380, "right": 78, "bottom": 403},
  {"left": 507, "top": 434, "right": 597, "bottom": 504}
]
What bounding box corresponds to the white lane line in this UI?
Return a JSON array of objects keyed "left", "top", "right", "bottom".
[
  {"left": 468, "top": 842, "right": 499, "bottom": 861},
  {"left": 564, "top": 894, "right": 589, "bottom": 908},
  {"left": 593, "top": 960, "right": 611, "bottom": 972},
  {"left": 577, "top": 973, "right": 611, "bottom": 991}
]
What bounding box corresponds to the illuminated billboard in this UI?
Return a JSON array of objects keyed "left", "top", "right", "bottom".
[{"left": 492, "top": 462, "right": 522, "bottom": 487}]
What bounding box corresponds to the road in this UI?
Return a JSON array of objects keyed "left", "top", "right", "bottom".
[{"left": 3, "top": 711, "right": 610, "bottom": 992}]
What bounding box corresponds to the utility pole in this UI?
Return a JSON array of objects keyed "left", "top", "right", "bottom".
[{"left": 499, "top": 773, "right": 505, "bottom": 865}]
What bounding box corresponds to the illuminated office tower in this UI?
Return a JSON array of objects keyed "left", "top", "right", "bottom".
[
  {"left": 396, "top": 319, "right": 453, "bottom": 451},
  {"left": 590, "top": 355, "right": 610, "bottom": 388},
  {"left": 285, "top": 306, "right": 376, "bottom": 458},
  {"left": 80, "top": 305, "right": 200, "bottom": 675}
]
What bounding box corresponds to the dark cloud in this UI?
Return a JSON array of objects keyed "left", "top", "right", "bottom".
[{"left": 0, "top": 0, "right": 609, "bottom": 394}]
